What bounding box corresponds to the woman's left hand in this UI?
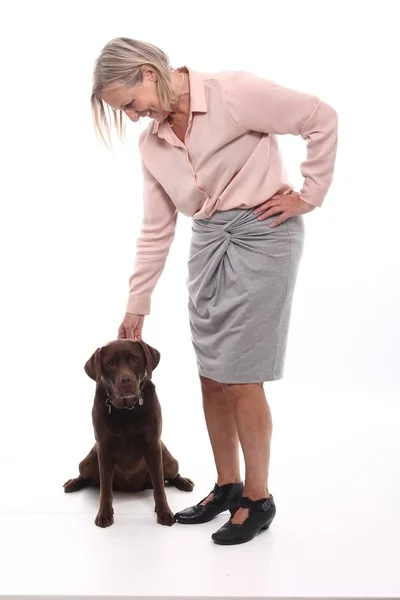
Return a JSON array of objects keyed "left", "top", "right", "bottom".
[{"left": 253, "top": 191, "right": 316, "bottom": 228}]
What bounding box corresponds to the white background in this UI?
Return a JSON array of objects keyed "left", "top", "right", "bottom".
[{"left": 1, "top": 0, "right": 400, "bottom": 547}]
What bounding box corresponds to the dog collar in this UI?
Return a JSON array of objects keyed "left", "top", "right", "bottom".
[{"left": 105, "top": 393, "right": 143, "bottom": 414}]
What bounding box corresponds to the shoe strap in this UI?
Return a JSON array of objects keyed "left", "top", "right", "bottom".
[
  {"left": 240, "top": 495, "right": 274, "bottom": 512},
  {"left": 198, "top": 482, "right": 242, "bottom": 505},
  {"left": 214, "top": 482, "right": 243, "bottom": 497}
]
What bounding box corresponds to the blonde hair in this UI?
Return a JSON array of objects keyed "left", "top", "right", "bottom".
[{"left": 91, "top": 38, "right": 174, "bottom": 146}]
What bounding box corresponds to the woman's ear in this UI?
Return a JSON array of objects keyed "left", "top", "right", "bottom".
[{"left": 142, "top": 65, "right": 158, "bottom": 82}]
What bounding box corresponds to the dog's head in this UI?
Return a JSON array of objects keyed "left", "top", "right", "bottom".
[{"left": 84, "top": 339, "right": 160, "bottom": 409}]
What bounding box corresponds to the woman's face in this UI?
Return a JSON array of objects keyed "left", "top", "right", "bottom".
[{"left": 102, "top": 66, "right": 168, "bottom": 123}]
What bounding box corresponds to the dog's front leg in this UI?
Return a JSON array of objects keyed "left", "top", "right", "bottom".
[
  {"left": 95, "top": 445, "right": 115, "bottom": 528},
  {"left": 143, "top": 440, "right": 175, "bottom": 526}
]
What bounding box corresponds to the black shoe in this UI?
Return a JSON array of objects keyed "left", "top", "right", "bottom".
[
  {"left": 174, "top": 482, "right": 244, "bottom": 525},
  {"left": 211, "top": 494, "right": 276, "bottom": 545}
]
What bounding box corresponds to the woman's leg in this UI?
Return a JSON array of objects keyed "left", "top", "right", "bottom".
[
  {"left": 199, "top": 375, "right": 242, "bottom": 504},
  {"left": 221, "top": 382, "right": 272, "bottom": 524}
]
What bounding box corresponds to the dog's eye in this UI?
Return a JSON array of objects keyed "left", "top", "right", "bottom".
[
  {"left": 131, "top": 357, "right": 137, "bottom": 363},
  {"left": 109, "top": 361, "right": 116, "bottom": 368}
]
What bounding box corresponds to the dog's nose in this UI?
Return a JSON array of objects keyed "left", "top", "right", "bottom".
[{"left": 120, "top": 375, "right": 131, "bottom": 385}]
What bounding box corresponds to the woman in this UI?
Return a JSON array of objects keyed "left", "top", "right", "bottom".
[{"left": 91, "top": 38, "right": 338, "bottom": 546}]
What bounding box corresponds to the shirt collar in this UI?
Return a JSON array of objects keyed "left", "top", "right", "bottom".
[{"left": 151, "top": 66, "right": 207, "bottom": 135}]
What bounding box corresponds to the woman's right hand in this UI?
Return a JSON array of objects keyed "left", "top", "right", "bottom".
[{"left": 118, "top": 313, "right": 145, "bottom": 340}]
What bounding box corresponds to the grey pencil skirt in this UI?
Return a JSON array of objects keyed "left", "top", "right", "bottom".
[{"left": 186, "top": 206, "right": 305, "bottom": 383}]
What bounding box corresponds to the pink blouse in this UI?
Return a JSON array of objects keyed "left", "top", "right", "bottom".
[{"left": 126, "top": 67, "right": 338, "bottom": 315}]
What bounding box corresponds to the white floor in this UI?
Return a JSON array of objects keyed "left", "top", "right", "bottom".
[{"left": 1, "top": 381, "right": 399, "bottom": 599}]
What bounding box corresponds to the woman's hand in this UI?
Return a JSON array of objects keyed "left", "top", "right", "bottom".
[
  {"left": 118, "top": 313, "right": 145, "bottom": 340},
  {"left": 253, "top": 191, "right": 316, "bottom": 227}
]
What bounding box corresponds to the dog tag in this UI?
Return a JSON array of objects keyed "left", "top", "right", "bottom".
[
  {"left": 139, "top": 395, "right": 144, "bottom": 406},
  {"left": 106, "top": 398, "right": 112, "bottom": 414}
]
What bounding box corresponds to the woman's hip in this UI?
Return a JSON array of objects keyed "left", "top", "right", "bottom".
[{"left": 187, "top": 206, "right": 305, "bottom": 286}]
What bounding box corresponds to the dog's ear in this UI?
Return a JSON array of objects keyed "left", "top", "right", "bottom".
[
  {"left": 84, "top": 347, "right": 103, "bottom": 381},
  {"left": 136, "top": 340, "right": 160, "bottom": 380}
]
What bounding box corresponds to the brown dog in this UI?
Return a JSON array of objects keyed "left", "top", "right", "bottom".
[{"left": 63, "top": 339, "right": 194, "bottom": 527}]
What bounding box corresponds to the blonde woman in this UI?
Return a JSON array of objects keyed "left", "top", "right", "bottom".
[{"left": 91, "top": 38, "right": 338, "bottom": 546}]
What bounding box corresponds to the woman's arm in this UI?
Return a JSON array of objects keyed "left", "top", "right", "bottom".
[
  {"left": 126, "top": 161, "right": 178, "bottom": 315},
  {"left": 224, "top": 71, "right": 338, "bottom": 207}
]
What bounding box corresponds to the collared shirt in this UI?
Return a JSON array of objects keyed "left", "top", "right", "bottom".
[{"left": 127, "top": 67, "right": 338, "bottom": 315}]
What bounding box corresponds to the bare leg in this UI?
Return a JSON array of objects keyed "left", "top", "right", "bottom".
[
  {"left": 221, "top": 382, "right": 272, "bottom": 524},
  {"left": 199, "top": 375, "right": 242, "bottom": 504}
]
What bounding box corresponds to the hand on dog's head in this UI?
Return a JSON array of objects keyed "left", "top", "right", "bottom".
[{"left": 84, "top": 339, "right": 160, "bottom": 409}]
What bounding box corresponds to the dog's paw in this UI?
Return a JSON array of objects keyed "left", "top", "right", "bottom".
[
  {"left": 95, "top": 508, "right": 114, "bottom": 528},
  {"left": 156, "top": 509, "right": 176, "bottom": 526},
  {"left": 63, "top": 477, "right": 85, "bottom": 493},
  {"left": 180, "top": 477, "right": 195, "bottom": 492},
  {"left": 173, "top": 475, "right": 195, "bottom": 492}
]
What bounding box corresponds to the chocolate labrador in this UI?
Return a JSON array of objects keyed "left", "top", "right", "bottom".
[{"left": 63, "top": 339, "right": 194, "bottom": 527}]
